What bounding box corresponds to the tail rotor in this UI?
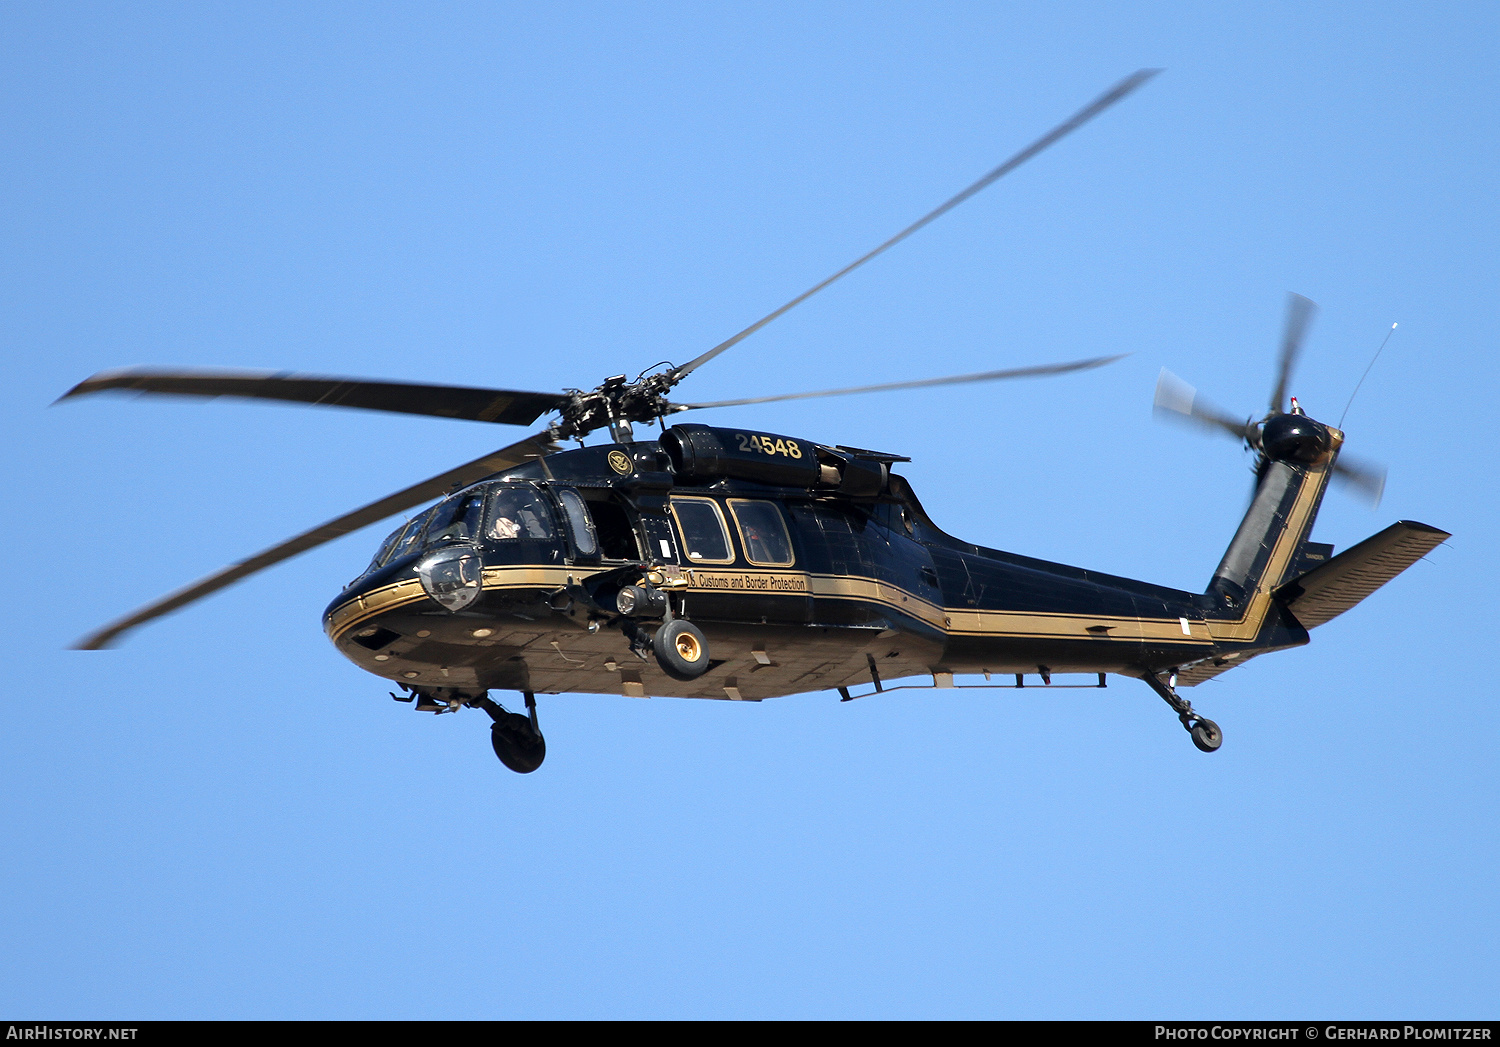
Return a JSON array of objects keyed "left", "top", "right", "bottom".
[{"left": 1153, "top": 293, "right": 1387, "bottom": 507}]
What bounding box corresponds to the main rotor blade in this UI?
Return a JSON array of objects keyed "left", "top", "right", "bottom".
[
  {"left": 1268, "top": 293, "right": 1317, "bottom": 415},
  {"left": 676, "top": 354, "right": 1124, "bottom": 411},
  {"left": 74, "top": 431, "right": 557, "bottom": 650},
  {"left": 57, "top": 368, "right": 568, "bottom": 427},
  {"left": 666, "top": 69, "right": 1161, "bottom": 384},
  {"left": 1153, "top": 368, "right": 1255, "bottom": 443},
  {"left": 1332, "top": 453, "right": 1387, "bottom": 508}
]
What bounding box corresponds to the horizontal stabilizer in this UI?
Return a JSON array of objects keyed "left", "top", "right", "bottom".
[
  {"left": 1174, "top": 652, "right": 1261, "bottom": 688},
  {"left": 1276, "top": 520, "right": 1450, "bottom": 630}
]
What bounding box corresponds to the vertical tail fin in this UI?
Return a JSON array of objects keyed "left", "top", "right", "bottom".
[{"left": 1205, "top": 415, "right": 1340, "bottom": 641}]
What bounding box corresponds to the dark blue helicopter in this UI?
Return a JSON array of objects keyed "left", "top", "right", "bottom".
[{"left": 58, "top": 72, "right": 1445, "bottom": 772}]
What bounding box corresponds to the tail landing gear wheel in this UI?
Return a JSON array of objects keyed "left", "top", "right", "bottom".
[
  {"left": 1190, "top": 718, "right": 1223, "bottom": 753},
  {"left": 653, "top": 619, "right": 710, "bottom": 680},
  {"left": 1139, "top": 670, "right": 1224, "bottom": 755}
]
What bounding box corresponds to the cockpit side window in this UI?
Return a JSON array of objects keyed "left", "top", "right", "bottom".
[
  {"left": 486, "top": 485, "right": 556, "bottom": 540},
  {"left": 555, "top": 487, "right": 599, "bottom": 558}
]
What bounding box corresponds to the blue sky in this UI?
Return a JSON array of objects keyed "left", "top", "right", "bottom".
[{"left": 2, "top": 1, "right": 1495, "bottom": 1018}]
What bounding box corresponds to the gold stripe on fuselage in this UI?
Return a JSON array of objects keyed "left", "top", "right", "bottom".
[
  {"left": 683, "top": 569, "right": 1215, "bottom": 645},
  {"left": 326, "top": 565, "right": 588, "bottom": 641},
  {"left": 804, "top": 574, "right": 1217, "bottom": 644}
]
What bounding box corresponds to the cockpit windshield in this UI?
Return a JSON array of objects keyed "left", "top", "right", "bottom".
[
  {"left": 424, "top": 493, "right": 485, "bottom": 546},
  {"left": 487, "top": 485, "right": 555, "bottom": 540},
  {"left": 365, "top": 484, "right": 557, "bottom": 576},
  {"left": 370, "top": 524, "right": 407, "bottom": 569},
  {"left": 371, "top": 508, "right": 434, "bottom": 570}
]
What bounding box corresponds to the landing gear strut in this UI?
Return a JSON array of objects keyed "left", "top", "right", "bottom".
[
  {"left": 1140, "top": 670, "right": 1222, "bottom": 753},
  {"left": 475, "top": 691, "right": 547, "bottom": 773}
]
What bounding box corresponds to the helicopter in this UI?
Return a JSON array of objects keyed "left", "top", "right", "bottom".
[{"left": 59, "top": 70, "right": 1448, "bottom": 773}]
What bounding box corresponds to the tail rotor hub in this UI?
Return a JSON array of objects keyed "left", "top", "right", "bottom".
[
  {"left": 1260, "top": 411, "right": 1333, "bottom": 464},
  {"left": 1152, "top": 293, "right": 1386, "bottom": 505}
]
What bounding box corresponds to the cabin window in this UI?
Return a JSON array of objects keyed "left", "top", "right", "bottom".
[
  {"left": 728, "top": 499, "right": 795, "bottom": 567},
  {"left": 670, "top": 497, "right": 734, "bottom": 564},
  {"left": 555, "top": 487, "right": 599, "bottom": 559},
  {"left": 486, "top": 485, "right": 555, "bottom": 540}
]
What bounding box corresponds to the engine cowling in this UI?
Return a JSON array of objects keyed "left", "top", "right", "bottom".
[
  {"left": 661, "top": 424, "right": 888, "bottom": 495},
  {"left": 662, "top": 425, "right": 820, "bottom": 486}
]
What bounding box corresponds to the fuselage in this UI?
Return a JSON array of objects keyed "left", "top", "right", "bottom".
[{"left": 324, "top": 426, "right": 1326, "bottom": 702}]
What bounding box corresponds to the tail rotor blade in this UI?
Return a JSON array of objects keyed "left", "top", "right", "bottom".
[
  {"left": 1332, "top": 453, "right": 1387, "bottom": 508},
  {"left": 1268, "top": 293, "right": 1317, "bottom": 415},
  {"left": 1153, "top": 368, "right": 1255, "bottom": 444}
]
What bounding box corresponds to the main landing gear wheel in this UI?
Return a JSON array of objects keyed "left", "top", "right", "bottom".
[
  {"left": 478, "top": 692, "right": 546, "bottom": 774},
  {"left": 1190, "top": 718, "right": 1223, "bottom": 753},
  {"left": 653, "top": 619, "right": 711, "bottom": 680}
]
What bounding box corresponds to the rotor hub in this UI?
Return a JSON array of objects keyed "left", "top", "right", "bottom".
[{"left": 550, "top": 370, "right": 686, "bottom": 442}]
